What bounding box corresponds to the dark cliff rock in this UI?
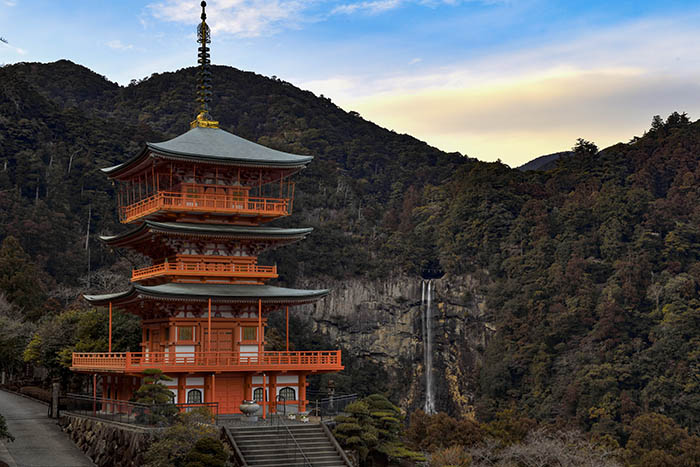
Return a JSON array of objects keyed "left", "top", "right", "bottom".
[{"left": 301, "top": 273, "right": 495, "bottom": 416}]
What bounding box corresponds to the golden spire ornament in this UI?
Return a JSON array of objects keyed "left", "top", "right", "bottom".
[{"left": 191, "top": 1, "right": 219, "bottom": 129}]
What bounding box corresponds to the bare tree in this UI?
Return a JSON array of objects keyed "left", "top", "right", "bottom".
[{"left": 469, "top": 429, "right": 621, "bottom": 467}]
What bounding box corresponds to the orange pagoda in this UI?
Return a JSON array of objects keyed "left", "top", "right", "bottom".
[{"left": 70, "top": 1, "right": 342, "bottom": 416}]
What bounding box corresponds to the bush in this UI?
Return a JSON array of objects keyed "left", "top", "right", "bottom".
[
  {"left": 406, "top": 410, "right": 483, "bottom": 452},
  {"left": 183, "top": 436, "right": 228, "bottom": 467},
  {"left": 144, "top": 408, "right": 225, "bottom": 467},
  {"left": 429, "top": 445, "right": 471, "bottom": 467}
]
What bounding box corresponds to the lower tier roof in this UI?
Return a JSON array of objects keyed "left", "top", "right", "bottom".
[{"left": 84, "top": 283, "right": 329, "bottom": 307}]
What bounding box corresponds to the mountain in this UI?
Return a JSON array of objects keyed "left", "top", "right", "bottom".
[
  {"left": 517, "top": 151, "right": 572, "bottom": 171},
  {"left": 0, "top": 60, "right": 698, "bottom": 457}
]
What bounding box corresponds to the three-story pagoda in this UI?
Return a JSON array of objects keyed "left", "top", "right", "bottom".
[{"left": 70, "top": 1, "right": 342, "bottom": 416}]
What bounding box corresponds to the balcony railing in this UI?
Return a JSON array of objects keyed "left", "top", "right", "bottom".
[
  {"left": 119, "top": 191, "right": 290, "bottom": 224},
  {"left": 131, "top": 259, "right": 278, "bottom": 283},
  {"left": 71, "top": 350, "right": 343, "bottom": 373}
]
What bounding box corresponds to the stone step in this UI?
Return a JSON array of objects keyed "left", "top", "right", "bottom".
[
  {"left": 239, "top": 442, "right": 333, "bottom": 453},
  {"left": 246, "top": 453, "right": 341, "bottom": 464},
  {"left": 243, "top": 446, "right": 337, "bottom": 455},
  {"left": 234, "top": 431, "right": 326, "bottom": 439},
  {"left": 231, "top": 425, "right": 324, "bottom": 431},
  {"left": 249, "top": 460, "right": 346, "bottom": 467},
  {"left": 229, "top": 423, "right": 349, "bottom": 467},
  {"left": 236, "top": 435, "right": 328, "bottom": 443},
  {"left": 230, "top": 426, "right": 324, "bottom": 435},
  {"left": 244, "top": 449, "right": 339, "bottom": 460}
]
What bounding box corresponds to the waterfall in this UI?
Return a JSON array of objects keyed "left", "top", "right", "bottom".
[{"left": 422, "top": 279, "right": 435, "bottom": 414}]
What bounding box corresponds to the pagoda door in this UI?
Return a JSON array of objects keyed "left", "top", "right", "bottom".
[
  {"left": 203, "top": 329, "right": 233, "bottom": 353},
  {"left": 216, "top": 375, "right": 244, "bottom": 414}
]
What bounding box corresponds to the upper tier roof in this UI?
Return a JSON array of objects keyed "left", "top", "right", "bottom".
[{"left": 102, "top": 126, "right": 313, "bottom": 177}]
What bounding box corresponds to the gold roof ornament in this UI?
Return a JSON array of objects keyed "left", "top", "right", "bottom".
[{"left": 191, "top": 1, "right": 219, "bottom": 129}]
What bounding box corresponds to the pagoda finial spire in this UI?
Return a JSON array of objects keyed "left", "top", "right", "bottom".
[{"left": 191, "top": 1, "right": 219, "bottom": 129}]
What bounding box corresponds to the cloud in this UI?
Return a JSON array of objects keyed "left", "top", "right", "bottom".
[
  {"left": 149, "top": 0, "right": 506, "bottom": 36},
  {"left": 408, "top": 57, "right": 422, "bottom": 65},
  {"left": 148, "top": 0, "right": 312, "bottom": 38},
  {"left": 0, "top": 40, "right": 25, "bottom": 55},
  {"left": 332, "top": 0, "right": 400, "bottom": 15},
  {"left": 106, "top": 40, "right": 134, "bottom": 50},
  {"left": 331, "top": 0, "right": 506, "bottom": 15},
  {"left": 3, "top": 0, "right": 17, "bottom": 6},
  {"left": 300, "top": 15, "right": 700, "bottom": 165}
]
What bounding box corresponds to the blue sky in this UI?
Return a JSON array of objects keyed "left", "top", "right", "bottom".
[{"left": 2, "top": 0, "right": 700, "bottom": 165}]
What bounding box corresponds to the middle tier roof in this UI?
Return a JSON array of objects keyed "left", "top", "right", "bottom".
[
  {"left": 85, "top": 283, "right": 330, "bottom": 311},
  {"left": 101, "top": 220, "right": 312, "bottom": 257}
]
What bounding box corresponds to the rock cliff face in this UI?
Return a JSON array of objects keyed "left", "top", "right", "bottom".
[{"left": 300, "top": 273, "right": 494, "bottom": 417}]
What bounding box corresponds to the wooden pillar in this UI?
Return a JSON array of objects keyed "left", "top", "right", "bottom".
[
  {"left": 286, "top": 306, "right": 289, "bottom": 352},
  {"left": 298, "top": 373, "right": 306, "bottom": 413},
  {"left": 108, "top": 302, "right": 112, "bottom": 353},
  {"left": 208, "top": 298, "right": 212, "bottom": 353},
  {"left": 270, "top": 374, "right": 277, "bottom": 414},
  {"left": 211, "top": 373, "right": 216, "bottom": 416},
  {"left": 257, "top": 299, "right": 262, "bottom": 357},
  {"left": 178, "top": 375, "right": 185, "bottom": 406},
  {"left": 92, "top": 374, "right": 97, "bottom": 416},
  {"left": 244, "top": 374, "right": 252, "bottom": 402},
  {"left": 262, "top": 373, "right": 267, "bottom": 420}
]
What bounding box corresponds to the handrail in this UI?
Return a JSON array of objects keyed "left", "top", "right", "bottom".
[
  {"left": 132, "top": 260, "right": 277, "bottom": 282},
  {"left": 322, "top": 421, "right": 354, "bottom": 466},
  {"left": 71, "top": 350, "right": 343, "bottom": 372},
  {"left": 277, "top": 414, "right": 312, "bottom": 467},
  {"left": 223, "top": 426, "right": 249, "bottom": 467},
  {"left": 119, "top": 190, "right": 291, "bottom": 223}
]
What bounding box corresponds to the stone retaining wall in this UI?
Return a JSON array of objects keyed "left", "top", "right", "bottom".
[{"left": 58, "top": 414, "right": 156, "bottom": 467}]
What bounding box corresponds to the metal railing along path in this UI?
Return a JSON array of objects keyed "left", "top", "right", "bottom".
[{"left": 60, "top": 393, "right": 218, "bottom": 427}]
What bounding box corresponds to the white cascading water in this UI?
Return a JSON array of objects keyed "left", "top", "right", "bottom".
[{"left": 422, "top": 279, "right": 435, "bottom": 414}]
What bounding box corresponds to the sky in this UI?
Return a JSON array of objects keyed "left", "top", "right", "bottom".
[{"left": 2, "top": 0, "right": 700, "bottom": 166}]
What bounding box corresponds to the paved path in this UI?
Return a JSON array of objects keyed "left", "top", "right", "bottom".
[{"left": 0, "top": 390, "right": 93, "bottom": 467}]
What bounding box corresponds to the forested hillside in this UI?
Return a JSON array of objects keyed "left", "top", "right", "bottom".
[{"left": 0, "top": 60, "right": 698, "bottom": 462}]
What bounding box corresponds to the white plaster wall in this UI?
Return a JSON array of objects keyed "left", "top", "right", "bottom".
[{"left": 186, "top": 376, "right": 204, "bottom": 385}]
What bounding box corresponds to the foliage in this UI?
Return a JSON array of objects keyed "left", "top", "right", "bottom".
[
  {"left": 1, "top": 60, "right": 700, "bottom": 461},
  {"left": 0, "top": 413, "right": 13, "bottom": 442},
  {"left": 334, "top": 394, "right": 423, "bottom": 465},
  {"left": 429, "top": 445, "right": 471, "bottom": 467},
  {"left": 182, "top": 436, "right": 229, "bottom": 467},
  {"left": 132, "top": 369, "right": 178, "bottom": 425},
  {"left": 481, "top": 408, "right": 537, "bottom": 445},
  {"left": 144, "top": 408, "right": 227, "bottom": 467},
  {"left": 22, "top": 307, "right": 140, "bottom": 379},
  {"left": 406, "top": 410, "right": 482, "bottom": 452},
  {"left": 622, "top": 413, "right": 700, "bottom": 466},
  {"left": 0, "top": 236, "right": 48, "bottom": 320},
  {"left": 0, "top": 298, "right": 36, "bottom": 376}
]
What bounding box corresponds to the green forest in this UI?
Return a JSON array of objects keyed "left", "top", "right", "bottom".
[{"left": 0, "top": 60, "right": 699, "bottom": 464}]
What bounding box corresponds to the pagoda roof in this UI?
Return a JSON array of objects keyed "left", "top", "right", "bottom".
[
  {"left": 84, "top": 283, "right": 329, "bottom": 307},
  {"left": 102, "top": 126, "right": 313, "bottom": 177},
  {"left": 100, "top": 221, "right": 313, "bottom": 246}
]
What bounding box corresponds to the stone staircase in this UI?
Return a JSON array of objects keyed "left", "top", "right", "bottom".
[{"left": 227, "top": 423, "right": 351, "bottom": 466}]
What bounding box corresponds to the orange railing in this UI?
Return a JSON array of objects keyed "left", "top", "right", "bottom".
[
  {"left": 119, "top": 191, "right": 290, "bottom": 223},
  {"left": 71, "top": 350, "right": 342, "bottom": 373},
  {"left": 131, "top": 259, "right": 278, "bottom": 282}
]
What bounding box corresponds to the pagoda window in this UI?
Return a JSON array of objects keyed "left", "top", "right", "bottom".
[
  {"left": 253, "top": 388, "right": 264, "bottom": 402},
  {"left": 187, "top": 389, "right": 203, "bottom": 404},
  {"left": 178, "top": 326, "right": 195, "bottom": 342},
  {"left": 242, "top": 326, "right": 257, "bottom": 341},
  {"left": 279, "top": 387, "right": 296, "bottom": 402}
]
